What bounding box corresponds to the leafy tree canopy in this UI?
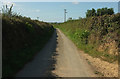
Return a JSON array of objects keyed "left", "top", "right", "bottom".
[{"left": 86, "top": 7, "right": 114, "bottom": 17}]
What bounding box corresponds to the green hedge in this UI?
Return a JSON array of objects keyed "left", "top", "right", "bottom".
[{"left": 2, "top": 14, "right": 54, "bottom": 77}]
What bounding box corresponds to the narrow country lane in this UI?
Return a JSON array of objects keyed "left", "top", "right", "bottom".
[
  {"left": 16, "top": 29, "right": 97, "bottom": 77},
  {"left": 52, "top": 29, "right": 96, "bottom": 77}
]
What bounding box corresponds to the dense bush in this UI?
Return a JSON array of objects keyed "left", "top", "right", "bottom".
[
  {"left": 86, "top": 8, "right": 96, "bottom": 17},
  {"left": 2, "top": 5, "right": 54, "bottom": 77},
  {"left": 86, "top": 7, "right": 114, "bottom": 17},
  {"left": 80, "top": 30, "right": 90, "bottom": 44},
  {"left": 54, "top": 13, "right": 120, "bottom": 63}
]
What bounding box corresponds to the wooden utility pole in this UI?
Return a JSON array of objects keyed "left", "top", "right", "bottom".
[{"left": 64, "top": 9, "right": 67, "bottom": 22}]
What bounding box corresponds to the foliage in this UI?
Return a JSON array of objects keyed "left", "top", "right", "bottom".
[
  {"left": 78, "top": 17, "right": 82, "bottom": 20},
  {"left": 80, "top": 30, "right": 90, "bottom": 39},
  {"left": 2, "top": 4, "right": 19, "bottom": 17},
  {"left": 2, "top": 5, "right": 54, "bottom": 77},
  {"left": 86, "top": 7, "right": 114, "bottom": 17},
  {"left": 86, "top": 8, "right": 96, "bottom": 17},
  {"left": 68, "top": 17, "right": 72, "bottom": 21},
  {"left": 54, "top": 13, "right": 120, "bottom": 63},
  {"left": 80, "top": 30, "right": 90, "bottom": 44}
]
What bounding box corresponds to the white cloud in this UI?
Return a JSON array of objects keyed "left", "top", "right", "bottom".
[
  {"left": 72, "top": 1, "right": 79, "bottom": 4},
  {"left": 35, "top": 9, "right": 40, "bottom": 12},
  {"left": 72, "top": 0, "right": 79, "bottom": 4}
]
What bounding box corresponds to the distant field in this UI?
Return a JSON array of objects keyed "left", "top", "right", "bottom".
[{"left": 54, "top": 13, "right": 120, "bottom": 63}]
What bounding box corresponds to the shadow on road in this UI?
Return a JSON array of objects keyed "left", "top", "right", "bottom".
[
  {"left": 15, "top": 29, "right": 59, "bottom": 78},
  {"left": 45, "top": 29, "right": 59, "bottom": 77}
]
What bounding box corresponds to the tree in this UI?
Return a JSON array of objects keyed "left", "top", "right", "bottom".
[
  {"left": 91, "top": 8, "right": 96, "bottom": 16},
  {"left": 86, "top": 10, "right": 92, "bottom": 17},
  {"left": 108, "top": 8, "right": 114, "bottom": 15},
  {"left": 97, "top": 7, "right": 114, "bottom": 16},
  {"left": 68, "top": 17, "right": 72, "bottom": 21},
  {"left": 86, "top": 7, "right": 114, "bottom": 17},
  {"left": 78, "top": 17, "right": 82, "bottom": 20},
  {"left": 97, "top": 8, "right": 101, "bottom": 16},
  {"left": 86, "top": 8, "right": 96, "bottom": 17}
]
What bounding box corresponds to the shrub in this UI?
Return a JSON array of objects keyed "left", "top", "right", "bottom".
[
  {"left": 2, "top": 4, "right": 19, "bottom": 17},
  {"left": 2, "top": 5, "right": 54, "bottom": 77},
  {"left": 86, "top": 7, "right": 114, "bottom": 17},
  {"left": 80, "top": 30, "right": 90, "bottom": 44},
  {"left": 54, "top": 13, "right": 120, "bottom": 63}
]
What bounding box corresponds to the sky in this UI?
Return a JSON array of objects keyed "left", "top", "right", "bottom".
[
  {"left": 0, "top": 1, "right": 119, "bottom": 22},
  {"left": 1, "top": 0, "right": 120, "bottom": 2}
]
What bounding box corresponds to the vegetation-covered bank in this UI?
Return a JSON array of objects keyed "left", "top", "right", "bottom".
[
  {"left": 2, "top": 5, "right": 54, "bottom": 77},
  {"left": 54, "top": 13, "right": 120, "bottom": 63}
]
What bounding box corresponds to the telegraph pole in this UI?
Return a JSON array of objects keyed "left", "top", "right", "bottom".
[{"left": 64, "top": 9, "right": 67, "bottom": 22}]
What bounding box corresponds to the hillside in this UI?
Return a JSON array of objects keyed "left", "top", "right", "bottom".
[
  {"left": 2, "top": 12, "right": 54, "bottom": 77},
  {"left": 54, "top": 13, "right": 120, "bottom": 63}
]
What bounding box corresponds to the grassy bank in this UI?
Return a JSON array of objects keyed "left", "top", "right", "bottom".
[
  {"left": 53, "top": 13, "right": 120, "bottom": 63},
  {"left": 2, "top": 11, "right": 54, "bottom": 77}
]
